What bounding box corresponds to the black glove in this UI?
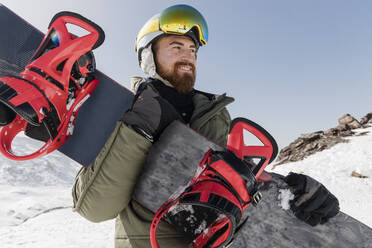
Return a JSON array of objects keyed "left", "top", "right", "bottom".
[
  {"left": 121, "top": 84, "right": 181, "bottom": 142},
  {"left": 284, "top": 172, "right": 340, "bottom": 226}
]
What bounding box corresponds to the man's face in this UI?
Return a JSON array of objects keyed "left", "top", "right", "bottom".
[{"left": 153, "top": 35, "right": 197, "bottom": 94}]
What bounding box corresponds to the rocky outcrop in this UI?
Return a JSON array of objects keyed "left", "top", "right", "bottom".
[{"left": 275, "top": 113, "right": 371, "bottom": 165}]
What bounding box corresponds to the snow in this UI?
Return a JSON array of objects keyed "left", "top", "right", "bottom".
[
  {"left": 0, "top": 133, "right": 114, "bottom": 247},
  {"left": 278, "top": 189, "right": 295, "bottom": 211},
  {"left": 268, "top": 126, "right": 372, "bottom": 227},
  {"left": 0, "top": 127, "right": 371, "bottom": 247},
  {"left": 1, "top": 208, "right": 113, "bottom": 248},
  {"left": 194, "top": 220, "right": 207, "bottom": 235},
  {"left": 169, "top": 204, "right": 195, "bottom": 216}
]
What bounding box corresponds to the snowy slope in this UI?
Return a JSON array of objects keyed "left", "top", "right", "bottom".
[
  {"left": 0, "top": 134, "right": 114, "bottom": 247},
  {"left": 0, "top": 127, "right": 371, "bottom": 247}
]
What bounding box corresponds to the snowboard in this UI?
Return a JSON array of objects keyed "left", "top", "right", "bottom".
[
  {"left": 135, "top": 121, "right": 372, "bottom": 248},
  {"left": 0, "top": 4, "right": 133, "bottom": 166},
  {"left": 1, "top": 4, "right": 371, "bottom": 248}
]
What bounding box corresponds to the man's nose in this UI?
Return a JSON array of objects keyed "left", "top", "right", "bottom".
[{"left": 180, "top": 49, "right": 196, "bottom": 63}]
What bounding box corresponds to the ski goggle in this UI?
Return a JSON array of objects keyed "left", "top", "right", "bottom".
[
  {"left": 159, "top": 4, "right": 208, "bottom": 45},
  {"left": 136, "top": 4, "right": 208, "bottom": 50}
]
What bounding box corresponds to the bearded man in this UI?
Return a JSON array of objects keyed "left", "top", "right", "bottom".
[{"left": 72, "top": 4, "right": 339, "bottom": 248}]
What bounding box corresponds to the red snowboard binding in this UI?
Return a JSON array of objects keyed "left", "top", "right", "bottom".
[
  {"left": 150, "top": 118, "right": 278, "bottom": 248},
  {"left": 0, "top": 12, "right": 105, "bottom": 160}
]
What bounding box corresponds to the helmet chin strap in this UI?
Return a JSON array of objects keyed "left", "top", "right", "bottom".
[{"left": 140, "top": 44, "right": 174, "bottom": 88}]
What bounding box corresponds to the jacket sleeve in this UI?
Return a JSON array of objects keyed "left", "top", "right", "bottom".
[{"left": 72, "top": 121, "right": 152, "bottom": 222}]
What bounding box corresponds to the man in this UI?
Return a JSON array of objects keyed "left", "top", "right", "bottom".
[{"left": 72, "top": 4, "right": 339, "bottom": 248}]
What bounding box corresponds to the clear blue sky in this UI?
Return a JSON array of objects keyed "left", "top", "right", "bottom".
[{"left": 2, "top": 0, "right": 372, "bottom": 148}]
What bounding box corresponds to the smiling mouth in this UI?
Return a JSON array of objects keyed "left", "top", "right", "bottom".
[
  {"left": 176, "top": 64, "right": 195, "bottom": 73},
  {"left": 178, "top": 65, "right": 192, "bottom": 71}
]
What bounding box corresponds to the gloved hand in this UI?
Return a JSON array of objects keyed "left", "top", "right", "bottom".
[
  {"left": 284, "top": 172, "right": 340, "bottom": 226},
  {"left": 121, "top": 84, "right": 181, "bottom": 142}
]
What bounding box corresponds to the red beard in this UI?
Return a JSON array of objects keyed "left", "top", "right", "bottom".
[{"left": 157, "top": 62, "right": 196, "bottom": 94}]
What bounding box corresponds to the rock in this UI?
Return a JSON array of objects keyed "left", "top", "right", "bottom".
[
  {"left": 325, "top": 124, "right": 354, "bottom": 137},
  {"left": 360, "top": 112, "right": 372, "bottom": 125},
  {"left": 356, "top": 131, "right": 369, "bottom": 136},
  {"left": 293, "top": 139, "right": 304, "bottom": 148},
  {"left": 350, "top": 122, "right": 362, "bottom": 129},
  {"left": 324, "top": 128, "right": 339, "bottom": 137},
  {"left": 304, "top": 142, "right": 318, "bottom": 152},
  {"left": 340, "top": 129, "right": 354, "bottom": 137},
  {"left": 337, "top": 124, "right": 351, "bottom": 131},
  {"left": 300, "top": 131, "right": 323, "bottom": 141},
  {"left": 338, "top": 114, "right": 362, "bottom": 129},
  {"left": 351, "top": 171, "right": 368, "bottom": 178},
  {"left": 338, "top": 114, "right": 355, "bottom": 125}
]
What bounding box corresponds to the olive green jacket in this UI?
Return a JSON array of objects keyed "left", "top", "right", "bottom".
[{"left": 72, "top": 81, "right": 234, "bottom": 248}]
